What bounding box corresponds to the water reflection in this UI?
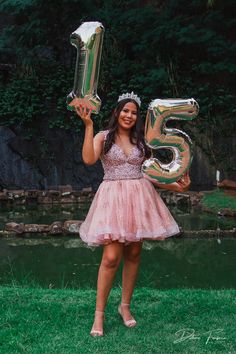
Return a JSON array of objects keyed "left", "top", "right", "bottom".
[
  {"left": 0, "top": 237, "right": 235, "bottom": 289},
  {"left": 1, "top": 204, "right": 236, "bottom": 231},
  {"left": 0, "top": 204, "right": 89, "bottom": 229}
]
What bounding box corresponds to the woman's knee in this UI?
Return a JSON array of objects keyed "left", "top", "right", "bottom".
[
  {"left": 101, "top": 242, "right": 123, "bottom": 269},
  {"left": 102, "top": 254, "right": 121, "bottom": 269},
  {"left": 124, "top": 246, "right": 142, "bottom": 263}
]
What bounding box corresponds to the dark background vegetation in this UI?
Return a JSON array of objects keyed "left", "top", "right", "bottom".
[{"left": 0, "top": 0, "right": 235, "bottom": 187}]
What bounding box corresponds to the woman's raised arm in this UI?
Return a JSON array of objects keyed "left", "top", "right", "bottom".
[{"left": 75, "top": 105, "right": 104, "bottom": 165}]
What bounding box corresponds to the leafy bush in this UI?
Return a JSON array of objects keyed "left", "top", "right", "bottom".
[{"left": 0, "top": 0, "right": 235, "bottom": 173}]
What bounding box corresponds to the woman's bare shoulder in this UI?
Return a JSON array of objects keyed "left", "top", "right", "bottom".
[
  {"left": 95, "top": 130, "right": 109, "bottom": 141},
  {"left": 93, "top": 131, "right": 109, "bottom": 148}
]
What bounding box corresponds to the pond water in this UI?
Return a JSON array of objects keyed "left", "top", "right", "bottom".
[
  {"left": 0, "top": 237, "right": 235, "bottom": 290},
  {"left": 0, "top": 204, "right": 236, "bottom": 289},
  {"left": 1, "top": 203, "right": 236, "bottom": 230}
]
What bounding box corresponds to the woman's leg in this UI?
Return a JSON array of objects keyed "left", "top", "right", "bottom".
[
  {"left": 91, "top": 241, "right": 124, "bottom": 333},
  {"left": 120, "top": 242, "right": 142, "bottom": 321}
]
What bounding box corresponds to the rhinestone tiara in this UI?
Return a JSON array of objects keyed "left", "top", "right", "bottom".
[{"left": 118, "top": 91, "right": 141, "bottom": 107}]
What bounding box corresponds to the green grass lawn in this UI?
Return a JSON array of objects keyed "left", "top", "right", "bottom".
[
  {"left": 202, "top": 189, "right": 236, "bottom": 212},
  {"left": 0, "top": 286, "right": 235, "bottom": 353}
]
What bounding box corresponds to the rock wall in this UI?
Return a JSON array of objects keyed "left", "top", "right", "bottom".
[
  {"left": 190, "top": 145, "right": 216, "bottom": 190},
  {"left": 0, "top": 126, "right": 223, "bottom": 190},
  {"left": 0, "top": 126, "right": 103, "bottom": 190}
]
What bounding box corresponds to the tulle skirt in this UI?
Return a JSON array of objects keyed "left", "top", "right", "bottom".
[{"left": 79, "top": 178, "right": 180, "bottom": 247}]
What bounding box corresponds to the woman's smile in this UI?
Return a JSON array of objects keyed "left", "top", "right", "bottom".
[{"left": 118, "top": 102, "right": 137, "bottom": 129}]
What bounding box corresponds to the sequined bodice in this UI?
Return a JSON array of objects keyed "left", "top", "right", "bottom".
[{"left": 100, "top": 130, "right": 145, "bottom": 180}]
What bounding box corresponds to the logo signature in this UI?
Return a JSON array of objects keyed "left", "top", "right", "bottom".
[{"left": 173, "top": 328, "right": 226, "bottom": 345}]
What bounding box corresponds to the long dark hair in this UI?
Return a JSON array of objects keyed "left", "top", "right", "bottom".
[{"left": 104, "top": 98, "right": 151, "bottom": 158}]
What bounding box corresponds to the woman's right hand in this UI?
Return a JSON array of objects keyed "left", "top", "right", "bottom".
[{"left": 75, "top": 104, "right": 93, "bottom": 127}]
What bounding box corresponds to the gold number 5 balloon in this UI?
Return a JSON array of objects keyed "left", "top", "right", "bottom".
[
  {"left": 67, "top": 22, "right": 105, "bottom": 114},
  {"left": 142, "top": 98, "right": 199, "bottom": 184}
]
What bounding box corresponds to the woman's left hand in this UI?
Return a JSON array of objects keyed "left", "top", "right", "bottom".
[
  {"left": 176, "top": 171, "right": 191, "bottom": 192},
  {"left": 148, "top": 171, "right": 191, "bottom": 192}
]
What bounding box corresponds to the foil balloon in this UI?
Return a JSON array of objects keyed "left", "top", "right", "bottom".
[
  {"left": 67, "top": 21, "right": 104, "bottom": 114},
  {"left": 142, "top": 98, "right": 199, "bottom": 184}
]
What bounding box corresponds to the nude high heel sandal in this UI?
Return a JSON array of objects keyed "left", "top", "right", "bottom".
[
  {"left": 90, "top": 310, "right": 105, "bottom": 337},
  {"left": 118, "top": 303, "right": 137, "bottom": 328}
]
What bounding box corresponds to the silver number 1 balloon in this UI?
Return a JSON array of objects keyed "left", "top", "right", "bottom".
[{"left": 67, "top": 21, "right": 104, "bottom": 114}]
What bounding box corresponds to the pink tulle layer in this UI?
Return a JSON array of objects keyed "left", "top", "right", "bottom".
[{"left": 79, "top": 178, "right": 180, "bottom": 247}]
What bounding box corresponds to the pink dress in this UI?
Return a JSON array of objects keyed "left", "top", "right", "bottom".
[{"left": 79, "top": 130, "right": 180, "bottom": 246}]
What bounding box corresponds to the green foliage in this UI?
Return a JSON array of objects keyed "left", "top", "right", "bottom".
[
  {"left": 0, "top": 0, "right": 235, "bottom": 172},
  {"left": 202, "top": 189, "right": 236, "bottom": 212}
]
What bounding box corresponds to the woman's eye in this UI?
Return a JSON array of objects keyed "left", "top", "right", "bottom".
[{"left": 122, "top": 109, "right": 137, "bottom": 114}]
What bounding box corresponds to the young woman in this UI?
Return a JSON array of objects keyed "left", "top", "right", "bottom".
[{"left": 76, "top": 93, "right": 190, "bottom": 337}]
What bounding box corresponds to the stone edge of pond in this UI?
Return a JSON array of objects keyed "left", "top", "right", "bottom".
[
  {"left": 1, "top": 226, "right": 236, "bottom": 238},
  {"left": 1, "top": 185, "right": 235, "bottom": 210},
  {"left": 201, "top": 206, "right": 236, "bottom": 217},
  {"left": 0, "top": 186, "right": 94, "bottom": 206},
  {"left": 0, "top": 187, "right": 203, "bottom": 207},
  {"left": 2, "top": 187, "right": 235, "bottom": 217},
  {"left": 3, "top": 220, "right": 83, "bottom": 235}
]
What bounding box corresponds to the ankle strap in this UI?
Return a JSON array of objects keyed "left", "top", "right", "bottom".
[
  {"left": 95, "top": 310, "right": 104, "bottom": 314},
  {"left": 121, "top": 303, "right": 130, "bottom": 307}
]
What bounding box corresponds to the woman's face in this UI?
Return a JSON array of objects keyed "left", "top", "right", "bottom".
[{"left": 117, "top": 102, "right": 138, "bottom": 130}]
